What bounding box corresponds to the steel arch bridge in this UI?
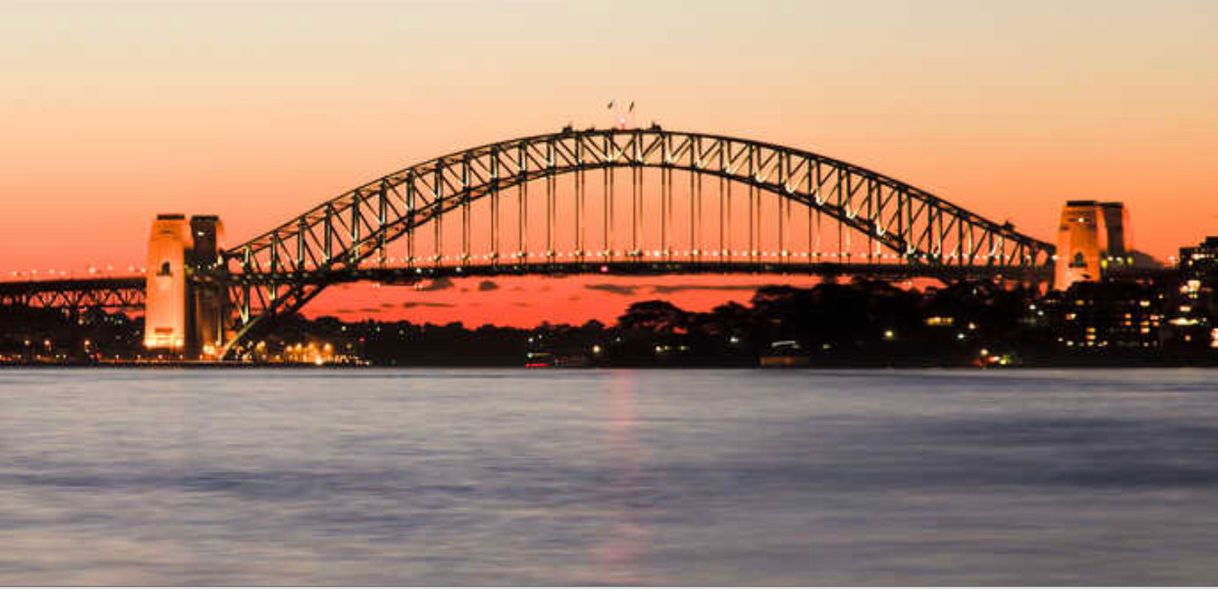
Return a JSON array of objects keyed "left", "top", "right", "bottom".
[
  {"left": 220, "top": 127, "right": 1054, "bottom": 355},
  {"left": 1, "top": 127, "right": 1056, "bottom": 360}
]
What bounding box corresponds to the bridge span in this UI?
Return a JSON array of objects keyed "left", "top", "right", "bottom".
[{"left": 1, "top": 127, "right": 1057, "bottom": 360}]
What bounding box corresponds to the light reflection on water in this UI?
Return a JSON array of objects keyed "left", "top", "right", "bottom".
[
  {"left": 1, "top": 368, "right": 1218, "bottom": 585},
  {"left": 593, "top": 373, "right": 645, "bottom": 586}
]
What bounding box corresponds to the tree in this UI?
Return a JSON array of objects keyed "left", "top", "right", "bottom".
[{"left": 618, "top": 300, "right": 688, "bottom": 333}]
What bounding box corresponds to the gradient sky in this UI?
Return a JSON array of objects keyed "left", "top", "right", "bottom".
[{"left": 3, "top": 0, "right": 1217, "bottom": 326}]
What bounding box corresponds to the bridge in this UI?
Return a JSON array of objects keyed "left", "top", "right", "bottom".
[{"left": 0, "top": 127, "right": 1056, "bottom": 360}]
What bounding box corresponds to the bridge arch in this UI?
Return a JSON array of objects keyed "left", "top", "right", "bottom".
[{"left": 216, "top": 128, "right": 1054, "bottom": 359}]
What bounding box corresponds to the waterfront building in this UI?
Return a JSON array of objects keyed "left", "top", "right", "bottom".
[
  {"left": 1166, "top": 236, "right": 1218, "bottom": 350},
  {"left": 1041, "top": 281, "right": 1165, "bottom": 350}
]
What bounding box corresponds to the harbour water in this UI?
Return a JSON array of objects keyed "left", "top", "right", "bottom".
[{"left": 2, "top": 368, "right": 1217, "bottom": 585}]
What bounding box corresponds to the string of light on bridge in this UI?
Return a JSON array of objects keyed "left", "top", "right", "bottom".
[
  {"left": 3, "top": 248, "right": 1044, "bottom": 282},
  {"left": 6, "top": 264, "right": 148, "bottom": 280}
]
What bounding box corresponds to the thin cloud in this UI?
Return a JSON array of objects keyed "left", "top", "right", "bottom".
[
  {"left": 416, "top": 277, "right": 454, "bottom": 292},
  {"left": 586, "top": 282, "right": 769, "bottom": 296},
  {"left": 585, "top": 283, "right": 639, "bottom": 296},
  {"left": 651, "top": 284, "right": 768, "bottom": 294},
  {"left": 401, "top": 302, "right": 456, "bottom": 309}
]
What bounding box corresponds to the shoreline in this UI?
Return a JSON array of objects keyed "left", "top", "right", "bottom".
[{"left": 3, "top": 360, "right": 1218, "bottom": 370}]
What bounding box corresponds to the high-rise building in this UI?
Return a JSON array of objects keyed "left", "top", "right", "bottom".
[
  {"left": 1179, "top": 236, "right": 1218, "bottom": 276},
  {"left": 1168, "top": 236, "right": 1218, "bottom": 350}
]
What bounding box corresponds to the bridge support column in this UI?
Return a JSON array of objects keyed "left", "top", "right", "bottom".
[
  {"left": 144, "top": 213, "right": 228, "bottom": 359},
  {"left": 144, "top": 215, "right": 192, "bottom": 352},
  {"left": 187, "top": 215, "right": 227, "bottom": 359},
  {"left": 1054, "top": 200, "right": 1130, "bottom": 290}
]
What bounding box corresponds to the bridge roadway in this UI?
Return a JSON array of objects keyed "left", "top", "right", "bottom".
[
  {"left": 0, "top": 259, "right": 1055, "bottom": 313},
  {"left": 3, "top": 260, "right": 1179, "bottom": 314},
  {"left": 230, "top": 260, "right": 1052, "bottom": 285},
  {"left": 0, "top": 276, "right": 145, "bottom": 310}
]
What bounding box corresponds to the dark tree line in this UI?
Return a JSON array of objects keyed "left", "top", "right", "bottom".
[
  {"left": 265, "top": 278, "right": 1050, "bottom": 367},
  {"left": 17, "top": 276, "right": 1200, "bottom": 367}
]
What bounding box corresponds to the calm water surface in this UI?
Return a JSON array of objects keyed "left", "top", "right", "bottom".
[{"left": 1, "top": 368, "right": 1217, "bottom": 585}]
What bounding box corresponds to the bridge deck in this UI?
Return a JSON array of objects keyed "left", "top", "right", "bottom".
[
  {"left": 0, "top": 277, "right": 144, "bottom": 295},
  {"left": 0, "top": 260, "right": 1053, "bottom": 309},
  {"left": 231, "top": 261, "right": 1052, "bottom": 285}
]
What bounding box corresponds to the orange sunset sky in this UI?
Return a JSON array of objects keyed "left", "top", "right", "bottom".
[{"left": 2, "top": 0, "right": 1217, "bottom": 327}]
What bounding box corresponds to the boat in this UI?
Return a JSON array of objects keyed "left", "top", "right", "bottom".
[
  {"left": 525, "top": 351, "right": 590, "bottom": 368},
  {"left": 759, "top": 340, "right": 811, "bottom": 368}
]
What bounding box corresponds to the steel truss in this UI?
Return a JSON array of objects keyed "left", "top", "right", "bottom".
[
  {"left": 217, "top": 128, "right": 1055, "bottom": 358},
  {"left": 0, "top": 278, "right": 145, "bottom": 312}
]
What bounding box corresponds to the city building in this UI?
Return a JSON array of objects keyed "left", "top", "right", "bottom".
[
  {"left": 1179, "top": 236, "right": 1218, "bottom": 277},
  {"left": 1041, "top": 281, "right": 1165, "bottom": 350},
  {"left": 1165, "top": 236, "right": 1218, "bottom": 350}
]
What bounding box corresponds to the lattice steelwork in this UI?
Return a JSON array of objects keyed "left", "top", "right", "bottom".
[
  {"left": 217, "top": 127, "right": 1054, "bottom": 358},
  {"left": 0, "top": 278, "right": 145, "bottom": 311}
]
